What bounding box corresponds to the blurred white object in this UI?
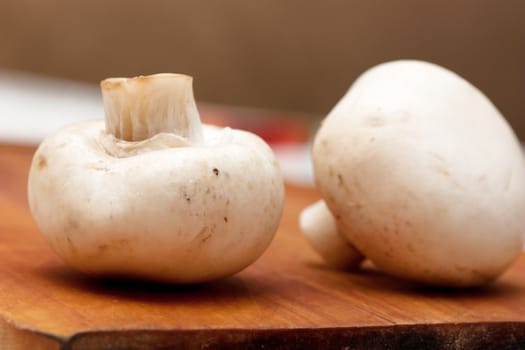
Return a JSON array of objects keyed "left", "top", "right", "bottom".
[
  {"left": 0, "top": 70, "right": 101, "bottom": 145},
  {"left": 272, "top": 142, "right": 314, "bottom": 187}
]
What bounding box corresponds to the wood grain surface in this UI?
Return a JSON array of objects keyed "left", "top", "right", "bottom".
[{"left": 1, "top": 143, "right": 525, "bottom": 350}]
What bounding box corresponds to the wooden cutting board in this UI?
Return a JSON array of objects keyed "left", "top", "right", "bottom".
[{"left": 1, "top": 144, "right": 525, "bottom": 350}]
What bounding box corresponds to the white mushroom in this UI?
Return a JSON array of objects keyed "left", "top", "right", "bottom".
[
  {"left": 28, "top": 73, "right": 284, "bottom": 283},
  {"left": 306, "top": 60, "right": 525, "bottom": 287},
  {"left": 300, "top": 200, "right": 364, "bottom": 269}
]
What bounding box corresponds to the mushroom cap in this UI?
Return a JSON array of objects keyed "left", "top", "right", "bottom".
[
  {"left": 28, "top": 121, "right": 284, "bottom": 283},
  {"left": 313, "top": 60, "right": 525, "bottom": 287}
]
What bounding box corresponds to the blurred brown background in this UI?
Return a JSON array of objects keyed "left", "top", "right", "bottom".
[{"left": 1, "top": 0, "right": 524, "bottom": 137}]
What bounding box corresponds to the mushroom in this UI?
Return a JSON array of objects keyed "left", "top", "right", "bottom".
[
  {"left": 303, "top": 60, "right": 525, "bottom": 287},
  {"left": 28, "top": 73, "right": 285, "bottom": 283}
]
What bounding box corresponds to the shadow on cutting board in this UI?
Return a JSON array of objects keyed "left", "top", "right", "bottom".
[
  {"left": 304, "top": 260, "right": 524, "bottom": 300},
  {"left": 32, "top": 263, "right": 276, "bottom": 305}
]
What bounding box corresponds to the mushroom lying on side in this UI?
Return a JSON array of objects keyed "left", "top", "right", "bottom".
[
  {"left": 302, "top": 60, "right": 525, "bottom": 287},
  {"left": 28, "top": 73, "right": 284, "bottom": 283}
]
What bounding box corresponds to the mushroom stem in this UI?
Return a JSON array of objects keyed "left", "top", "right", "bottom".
[
  {"left": 300, "top": 200, "right": 364, "bottom": 269},
  {"left": 101, "top": 73, "right": 203, "bottom": 143}
]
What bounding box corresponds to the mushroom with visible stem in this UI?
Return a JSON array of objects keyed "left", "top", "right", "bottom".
[
  {"left": 28, "top": 73, "right": 285, "bottom": 284},
  {"left": 301, "top": 60, "right": 525, "bottom": 287}
]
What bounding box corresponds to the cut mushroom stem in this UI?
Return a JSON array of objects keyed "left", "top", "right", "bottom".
[
  {"left": 300, "top": 200, "right": 364, "bottom": 269},
  {"left": 101, "top": 73, "right": 203, "bottom": 143}
]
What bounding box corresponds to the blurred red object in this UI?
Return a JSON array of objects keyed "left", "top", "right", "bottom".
[{"left": 200, "top": 104, "right": 311, "bottom": 145}]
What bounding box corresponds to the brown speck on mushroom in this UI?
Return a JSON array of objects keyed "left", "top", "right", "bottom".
[
  {"left": 224, "top": 216, "right": 228, "bottom": 223},
  {"left": 37, "top": 156, "right": 47, "bottom": 170},
  {"left": 68, "top": 218, "right": 79, "bottom": 230},
  {"left": 337, "top": 174, "right": 344, "bottom": 186},
  {"left": 66, "top": 236, "right": 77, "bottom": 254},
  {"left": 365, "top": 116, "right": 385, "bottom": 127},
  {"left": 195, "top": 226, "right": 212, "bottom": 244},
  {"left": 91, "top": 164, "right": 110, "bottom": 172},
  {"left": 213, "top": 168, "right": 219, "bottom": 176},
  {"left": 433, "top": 165, "right": 450, "bottom": 177}
]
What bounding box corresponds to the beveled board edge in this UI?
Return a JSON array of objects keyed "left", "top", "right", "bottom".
[
  {"left": 0, "top": 317, "right": 62, "bottom": 350},
  {"left": 4, "top": 321, "right": 521, "bottom": 350}
]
